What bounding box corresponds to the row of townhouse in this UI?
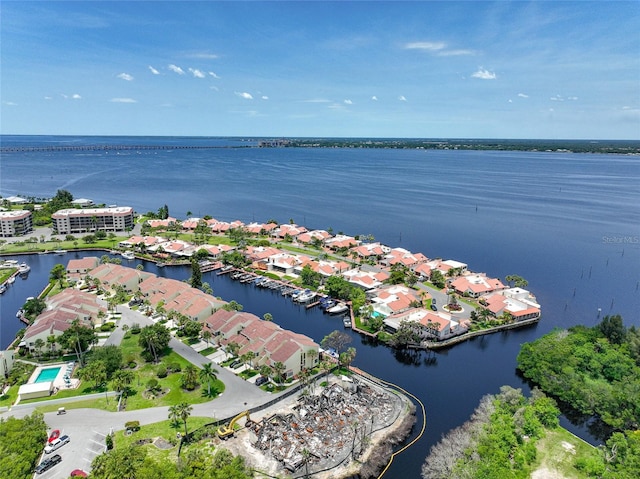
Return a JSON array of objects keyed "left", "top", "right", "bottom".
[
  {"left": 203, "top": 310, "right": 319, "bottom": 379},
  {"left": 20, "top": 289, "right": 106, "bottom": 352},
  {"left": 66, "top": 260, "right": 318, "bottom": 377},
  {"left": 0, "top": 210, "right": 33, "bottom": 237},
  {"left": 119, "top": 235, "right": 235, "bottom": 259}
]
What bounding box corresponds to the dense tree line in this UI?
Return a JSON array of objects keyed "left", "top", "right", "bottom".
[
  {"left": 516, "top": 315, "right": 640, "bottom": 430},
  {"left": 422, "top": 386, "right": 559, "bottom": 479},
  {"left": 0, "top": 412, "right": 48, "bottom": 479},
  {"left": 91, "top": 444, "right": 252, "bottom": 479}
]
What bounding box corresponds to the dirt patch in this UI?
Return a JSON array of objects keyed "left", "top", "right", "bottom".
[
  {"left": 561, "top": 441, "right": 576, "bottom": 454},
  {"left": 153, "top": 437, "right": 174, "bottom": 450},
  {"left": 531, "top": 467, "right": 568, "bottom": 479}
]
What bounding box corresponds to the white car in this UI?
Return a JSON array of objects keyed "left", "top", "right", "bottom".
[{"left": 44, "top": 435, "right": 70, "bottom": 454}]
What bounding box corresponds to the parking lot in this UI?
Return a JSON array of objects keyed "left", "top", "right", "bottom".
[{"left": 34, "top": 418, "right": 107, "bottom": 478}]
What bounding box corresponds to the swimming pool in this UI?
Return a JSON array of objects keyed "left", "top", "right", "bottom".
[{"left": 34, "top": 367, "right": 61, "bottom": 383}]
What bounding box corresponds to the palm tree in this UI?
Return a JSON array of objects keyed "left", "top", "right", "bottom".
[
  {"left": 34, "top": 338, "right": 45, "bottom": 359},
  {"left": 111, "top": 370, "right": 134, "bottom": 401},
  {"left": 176, "top": 402, "right": 193, "bottom": 438},
  {"left": 201, "top": 329, "right": 212, "bottom": 346},
  {"left": 47, "top": 335, "right": 57, "bottom": 356},
  {"left": 272, "top": 361, "right": 286, "bottom": 386},
  {"left": 260, "top": 364, "right": 273, "bottom": 383},
  {"left": 198, "top": 363, "right": 218, "bottom": 396},
  {"left": 263, "top": 312, "right": 273, "bottom": 322},
  {"left": 181, "top": 364, "right": 199, "bottom": 390}
]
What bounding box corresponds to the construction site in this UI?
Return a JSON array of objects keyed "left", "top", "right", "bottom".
[{"left": 220, "top": 374, "right": 416, "bottom": 478}]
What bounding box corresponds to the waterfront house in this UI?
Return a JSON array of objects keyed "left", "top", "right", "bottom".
[
  {"left": 146, "top": 217, "right": 178, "bottom": 229},
  {"left": 451, "top": 274, "right": 505, "bottom": 298},
  {"left": 66, "top": 257, "right": 100, "bottom": 280},
  {"left": 244, "top": 222, "right": 278, "bottom": 235},
  {"left": 383, "top": 247, "right": 428, "bottom": 269},
  {"left": 324, "top": 234, "right": 359, "bottom": 251},
  {"left": 272, "top": 223, "right": 308, "bottom": 240},
  {"left": 369, "top": 284, "right": 420, "bottom": 317},
  {"left": 201, "top": 243, "right": 234, "bottom": 259},
  {"left": 350, "top": 242, "right": 390, "bottom": 261},
  {"left": 383, "top": 307, "right": 463, "bottom": 341},
  {"left": 296, "top": 229, "right": 332, "bottom": 245},
  {"left": 342, "top": 267, "right": 389, "bottom": 291},
  {"left": 267, "top": 252, "right": 303, "bottom": 275},
  {"left": 483, "top": 288, "right": 541, "bottom": 321}
]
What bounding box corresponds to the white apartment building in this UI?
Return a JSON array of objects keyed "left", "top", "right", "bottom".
[
  {"left": 0, "top": 210, "right": 33, "bottom": 237},
  {"left": 52, "top": 206, "right": 134, "bottom": 234}
]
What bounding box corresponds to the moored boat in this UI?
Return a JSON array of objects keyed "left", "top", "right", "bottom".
[
  {"left": 121, "top": 251, "right": 135, "bottom": 260},
  {"left": 18, "top": 262, "right": 31, "bottom": 274},
  {"left": 327, "top": 302, "right": 349, "bottom": 315}
]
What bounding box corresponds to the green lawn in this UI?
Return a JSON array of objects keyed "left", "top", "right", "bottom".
[
  {"left": 0, "top": 267, "right": 17, "bottom": 283},
  {"left": 199, "top": 347, "right": 216, "bottom": 356},
  {"left": 532, "top": 427, "right": 600, "bottom": 479}
]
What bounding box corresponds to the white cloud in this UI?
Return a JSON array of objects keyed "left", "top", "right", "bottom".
[
  {"left": 471, "top": 68, "right": 497, "bottom": 80},
  {"left": 71, "top": 94, "right": 82, "bottom": 100},
  {"left": 44, "top": 96, "right": 52, "bottom": 100},
  {"left": 508, "top": 99, "right": 513, "bottom": 103},
  {"left": 189, "top": 53, "right": 219, "bottom": 59},
  {"left": 398, "top": 95, "right": 407, "bottom": 102},
  {"left": 168, "top": 64, "right": 185, "bottom": 75},
  {"left": 518, "top": 93, "right": 529, "bottom": 98},
  {"left": 3, "top": 101, "right": 17, "bottom": 106},
  {"left": 371, "top": 96, "right": 378, "bottom": 101},
  {"left": 437, "top": 49, "right": 474, "bottom": 57},
  {"left": 110, "top": 98, "right": 137, "bottom": 103},
  {"left": 568, "top": 96, "right": 578, "bottom": 101},
  {"left": 344, "top": 99, "right": 353, "bottom": 105},
  {"left": 550, "top": 95, "right": 564, "bottom": 101},
  {"left": 148, "top": 65, "right": 160, "bottom": 75},
  {"left": 261, "top": 95, "right": 269, "bottom": 100},
  {"left": 404, "top": 41, "right": 473, "bottom": 56},
  {"left": 235, "top": 92, "right": 253, "bottom": 100},
  {"left": 209, "top": 85, "right": 219, "bottom": 91},
  {"left": 117, "top": 72, "right": 134, "bottom": 81},
  {"left": 189, "top": 68, "right": 205, "bottom": 78},
  {"left": 404, "top": 41, "right": 446, "bottom": 52},
  {"left": 208, "top": 71, "right": 220, "bottom": 79}
]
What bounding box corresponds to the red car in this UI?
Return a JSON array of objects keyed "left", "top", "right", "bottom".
[
  {"left": 70, "top": 470, "right": 88, "bottom": 477},
  {"left": 48, "top": 429, "right": 60, "bottom": 443}
]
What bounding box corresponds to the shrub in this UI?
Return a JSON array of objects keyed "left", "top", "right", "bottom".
[
  {"left": 146, "top": 378, "right": 159, "bottom": 391},
  {"left": 124, "top": 420, "right": 140, "bottom": 432},
  {"left": 169, "top": 362, "right": 181, "bottom": 373},
  {"left": 100, "top": 323, "right": 115, "bottom": 332},
  {"left": 157, "top": 365, "right": 167, "bottom": 378},
  {"left": 129, "top": 361, "right": 137, "bottom": 369}
]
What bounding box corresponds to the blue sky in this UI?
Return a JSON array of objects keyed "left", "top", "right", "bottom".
[{"left": 1, "top": 1, "right": 639, "bottom": 139}]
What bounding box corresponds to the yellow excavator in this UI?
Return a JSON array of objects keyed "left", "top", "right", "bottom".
[{"left": 217, "top": 410, "right": 250, "bottom": 439}]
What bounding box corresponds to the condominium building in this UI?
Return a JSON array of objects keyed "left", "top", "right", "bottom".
[
  {"left": 0, "top": 210, "right": 33, "bottom": 237},
  {"left": 52, "top": 206, "right": 134, "bottom": 234}
]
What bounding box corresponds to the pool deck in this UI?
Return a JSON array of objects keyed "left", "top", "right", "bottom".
[{"left": 28, "top": 363, "right": 80, "bottom": 391}]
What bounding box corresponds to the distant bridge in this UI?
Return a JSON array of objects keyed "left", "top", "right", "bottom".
[{"left": 0, "top": 144, "right": 254, "bottom": 153}]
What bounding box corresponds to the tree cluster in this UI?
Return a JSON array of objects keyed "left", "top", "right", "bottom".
[
  {"left": 0, "top": 412, "right": 48, "bottom": 479},
  {"left": 324, "top": 275, "right": 367, "bottom": 312},
  {"left": 422, "top": 386, "right": 559, "bottom": 479},
  {"left": 517, "top": 315, "right": 640, "bottom": 430},
  {"left": 91, "top": 443, "right": 252, "bottom": 479}
]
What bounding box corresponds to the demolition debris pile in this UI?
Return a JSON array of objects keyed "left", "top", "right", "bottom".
[{"left": 250, "top": 377, "right": 411, "bottom": 477}]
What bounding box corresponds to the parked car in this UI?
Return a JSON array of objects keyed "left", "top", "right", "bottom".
[
  {"left": 430, "top": 304, "right": 438, "bottom": 311},
  {"left": 44, "top": 435, "right": 70, "bottom": 454},
  {"left": 255, "top": 376, "right": 268, "bottom": 386},
  {"left": 229, "top": 360, "right": 241, "bottom": 369},
  {"left": 35, "top": 454, "right": 62, "bottom": 474}
]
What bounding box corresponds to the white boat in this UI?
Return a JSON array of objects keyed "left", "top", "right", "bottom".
[
  {"left": 0, "top": 284, "right": 6, "bottom": 294},
  {"left": 7, "top": 275, "right": 15, "bottom": 284},
  {"left": 121, "top": 251, "right": 135, "bottom": 260},
  {"left": 295, "top": 290, "right": 316, "bottom": 303},
  {"left": 18, "top": 262, "right": 31, "bottom": 274},
  {"left": 327, "top": 302, "right": 349, "bottom": 315},
  {"left": 343, "top": 317, "right": 352, "bottom": 328},
  {"left": 53, "top": 249, "right": 66, "bottom": 255}
]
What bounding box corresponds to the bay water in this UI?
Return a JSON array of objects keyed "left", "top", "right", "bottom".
[{"left": 1, "top": 136, "right": 638, "bottom": 477}]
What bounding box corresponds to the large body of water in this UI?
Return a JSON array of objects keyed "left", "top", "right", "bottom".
[{"left": 1, "top": 135, "right": 639, "bottom": 478}]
